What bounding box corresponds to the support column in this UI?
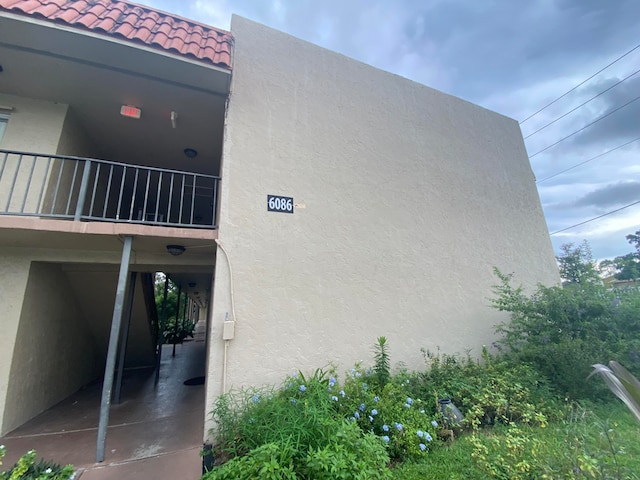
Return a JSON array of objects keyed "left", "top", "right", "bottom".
[
  {"left": 155, "top": 275, "right": 169, "bottom": 384},
  {"left": 96, "top": 235, "right": 133, "bottom": 463},
  {"left": 114, "top": 271, "right": 137, "bottom": 405}
]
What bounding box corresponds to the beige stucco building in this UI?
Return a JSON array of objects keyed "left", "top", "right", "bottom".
[{"left": 0, "top": 0, "right": 559, "bottom": 461}]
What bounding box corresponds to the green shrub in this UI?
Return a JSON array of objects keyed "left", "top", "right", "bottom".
[
  {"left": 0, "top": 448, "right": 74, "bottom": 480},
  {"left": 373, "top": 336, "right": 391, "bottom": 388},
  {"left": 413, "top": 348, "right": 557, "bottom": 429},
  {"left": 490, "top": 268, "right": 640, "bottom": 401},
  {"left": 210, "top": 368, "right": 342, "bottom": 461},
  {"left": 330, "top": 364, "right": 441, "bottom": 460},
  {"left": 202, "top": 442, "right": 296, "bottom": 480}
]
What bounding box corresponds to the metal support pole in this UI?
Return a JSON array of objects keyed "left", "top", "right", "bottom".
[
  {"left": 96, "top": 235, "right": 133, "bottom": 463},
  {"left": 155, "top": 275, "right": 169, "bottom": 384},
  {"left": 173, "top": 286, "right": 182, "bottom": 357},
  {"left": 182, "top": 292, "right": 189, "bottom": 328},
  {"left": 114, "top": 271, "right": 137, "bottom": 405},
  {"left": 74, "top": 160, "right": 92, "bottom": 221}
]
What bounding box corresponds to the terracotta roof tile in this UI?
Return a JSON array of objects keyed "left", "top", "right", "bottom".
[{"left": 0, "top": 0, "right": 233, "bottom": 69}]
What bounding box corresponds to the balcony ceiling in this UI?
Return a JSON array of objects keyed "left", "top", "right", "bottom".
[{"left": 0, "top": 12, "right": 230, "bottom": 176}]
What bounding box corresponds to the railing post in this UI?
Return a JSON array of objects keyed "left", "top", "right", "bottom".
[{"left": 75, "top": 159, "right": 92, "bottom": 221}]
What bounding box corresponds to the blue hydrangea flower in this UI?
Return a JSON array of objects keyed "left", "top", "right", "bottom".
[
  {"left": 395, "top": 422, "right": 403, "bottom": 431},
  {"left": 419, "top": 443, "right": 426, "bottom": 451},
  {"left": 416, "top": 430, "right": 424, "bottom": 438},
  {"left": 406, "top": 397, "right": 413, "bottom": 405},
  {"left": 299, "top": 385, "right": 306, "bottom": 392},
  {"left": 359, "top": 403, "right": 366, "bottom": 412},
  {"left": 382, "top": 424, "right": 389, "bottom": 432},
  {"left": 355, "top": 372, "right": 361, "bottom": 377},
  {"left": 354, "top": 412, "right": 360, "bottom": 419},
  {"left": 350, "top": 416, "right": 356, "bottom": 422},
  {"left": 331, "top": 395, "right": 339, "bottom": 401},
  {"left": 371, "top": 409, "right": 378, "bottom": 415},
  {"left": 329, "top": 377, "right": 336, "bottom": 387},
  {"left": 382, "top": 435, "right": 390, "bottom": 443},
  {"left": 431, "top": 420, "right": 438, "bottom": 427},
  {"left": 252, "top": 394, "right": 260, "bottom": 403},
  {"left": 339, "top": 390, "right": 345, "bottom": 397},
  {"left": 373, "top": 396, "right": 380, "bottom": 403},
  {"left": 425, "top": 433, "right": 433, "bottom": 442}
]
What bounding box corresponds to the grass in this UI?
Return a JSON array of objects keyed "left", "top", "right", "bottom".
[{"left": 390, "top": 402, "right": 640, "bottom": 479}]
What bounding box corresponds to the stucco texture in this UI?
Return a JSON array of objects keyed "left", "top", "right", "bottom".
[
  {"left": 207, "top": 16, "right": 559, "bottom": 435},
  {"left": 0, "top": 252, "right": 30, "bottom": 435},
  {"left": 0, "top": 93, "right": 67, "bottom": 152},
  {"left": 2, "top": 262, "right": 98, "bottom": 434}
]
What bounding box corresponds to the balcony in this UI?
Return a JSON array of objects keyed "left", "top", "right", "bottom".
[{"left": 0, "top": 150, "right": 220, "bottom": 229}]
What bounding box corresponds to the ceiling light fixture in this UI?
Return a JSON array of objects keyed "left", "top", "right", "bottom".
[
  {"left": 166, "top": 244, "right": 186, "bottom": 256},
  {"left": 184, "top": 148, "right": 198, "bottom": 158}
]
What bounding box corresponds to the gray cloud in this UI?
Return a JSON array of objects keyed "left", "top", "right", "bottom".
[
  {"left": 571, "top": 181, "right": 640, "bottom": 208},
  {"left": 568, "top": 75, "right": 640, "bottom": 147}
]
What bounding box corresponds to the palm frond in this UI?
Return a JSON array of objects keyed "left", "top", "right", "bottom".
[{"left": 588, "top": 361, "right": 640, "bottom": 422}]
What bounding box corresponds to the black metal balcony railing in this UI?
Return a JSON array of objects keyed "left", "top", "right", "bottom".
[{"left": 0, "top": 150, "right": 220, "bottom": 228}]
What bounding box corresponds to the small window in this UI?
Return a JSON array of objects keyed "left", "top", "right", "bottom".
[{"left": 0, "top": 114, "right": 8, "bottom": 144}]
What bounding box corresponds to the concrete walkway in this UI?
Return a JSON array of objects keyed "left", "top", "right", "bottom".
[{"left": 1, "top": 323, "right": 207, "bottom": 479}]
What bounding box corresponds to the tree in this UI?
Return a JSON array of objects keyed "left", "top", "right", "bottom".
[
  {"left": 612, "top": 253, "right": 640, "bottom": 281},
  {"left": 599, "top": 230, "right": 640, "bottom": 281},
  {"left": 627, "top": 230, "right": 640, "bottom": 253},
  {"left": 557, "top": 241, "right": 599, "bottom": 284}
]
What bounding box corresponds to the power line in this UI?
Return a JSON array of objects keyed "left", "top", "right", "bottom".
[
  {"left": 529, "top": 95, "right": 640, "bottom": 159},
  {"left": 520, "top": 41, "right": 640, "bottom": 124},
  {"left": 524, "top": 67, "right": 640, "bottom": 140},
  {"left": 536, "top": 136, "right": 640, "bottom": 184},
  {"left": 550, "top": 199, "right": 640, "bottom": 235}
]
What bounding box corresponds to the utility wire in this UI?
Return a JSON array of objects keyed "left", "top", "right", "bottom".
[
  {"left": 550, "top": 200, "right": 640, "bottom": 235},
  {"left": 536, "top": 136, "right": 640, "bottom": 184},
  {"left": 529, "top": 95, "right": 640, "bottom": 159},
  {"left": 524, "top": 67, "right": 640, "bottom": 140},
  {"left": 520, "top": 41, "right": 640, "bottom": 124}
]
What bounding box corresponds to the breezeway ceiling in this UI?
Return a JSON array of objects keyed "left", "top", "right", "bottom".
[{"left": 0, "top": 12, "right": 231, "bottom": 176}]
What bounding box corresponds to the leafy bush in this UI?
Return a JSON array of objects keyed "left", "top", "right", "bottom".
[
  {"left": 207, "top": 368, "right": 392, "bottom": 478},
  {"left": 0, "top": 448, "right": 74, "bottom": 480},
  {"left": 490, "top": 267, "right": 640, "bottom": 400},
  {"left": 469, "top": 405, "right": 637, "bottom": 480},
  {"left": 163, "top": 318, "right": 195, "bottom": 345},
  {"left": 332, "top": 367, "right": 441, "bottom": 460},
  {"left": 412, "top": 347, "right": 557, "bottom": 429}
]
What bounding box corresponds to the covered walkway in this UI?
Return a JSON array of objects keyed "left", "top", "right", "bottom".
[{"left": 0, "top": 322, "right": 207, "bottom": 479}]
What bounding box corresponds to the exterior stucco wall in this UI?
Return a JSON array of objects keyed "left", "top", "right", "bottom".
[
  {"left": 56, "top": 107, "right": 100, "bottom": 158},
  {"left": 0, "top": 93, "right": 67, "bottom": 152},
  {"left": 0, "top": 94, "right": 68, "bottom": 214},
  {"left": 205, "top": 16, "right": 560, "bottom": 434},
  {"left": 1, "top": 262, "right": 98, "bottom": 434},
  {"left": 0, "top": 252, "right": 31, "bottom": 435}
]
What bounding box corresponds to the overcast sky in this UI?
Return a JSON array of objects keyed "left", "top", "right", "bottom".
[{"left": 142, "top": 0, "right": 640, "bottom": 261}]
